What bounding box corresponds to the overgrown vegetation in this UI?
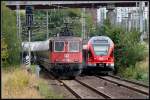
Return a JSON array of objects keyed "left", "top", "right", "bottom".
[
  {"left": 30, "top": 65, "right": 64, "bottom": 98},
  {"left": 2, "top": 67, "right": 41, "bottom": 98},
  {"left": 1, "top": 38, "right": 9, "bottom": 67},
  {"left": 2, "top": 66, "right": 64, "bottom": 99},
  {"left": 93, "top": 18, "right": 148, "bottom": 83},
  {"left": 38, "top": 80, "right": 63, "bottom": 99},
  {"left": 123, "top": 41, "right": 148, "bottom": 82},
  {"left": 1, "top": 2, "right": 21, "bottom": 67}
]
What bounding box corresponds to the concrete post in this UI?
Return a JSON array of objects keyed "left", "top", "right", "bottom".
[
  {"left": 36, "top": 65, "right": 41, "bottom": 78},
  {"left": 100, "top": 8, "right": 105, "bottom": 26},
  {"left": 106, "top": 4, "right": 116, "bottom": 26},
  {"left": 128, "top": 12, "right": 132, "bottom": 31},
  {"left": 135, "top": 2, "right": 139, "bottom": 31},
  {"left": 16, "top": 4, "right": 22, "bottom": 64},
  {"left": 82, "top": 8, "right": 86, "bottom": 40},
  {"left": 16, "top": 5, "right": 20, "bottom": 38},
  {"left": 139, "top": 1, "right": 144, "bottom": 41},
  {"left": 46, "top": 10, "right": 49, "bottom": 39}
]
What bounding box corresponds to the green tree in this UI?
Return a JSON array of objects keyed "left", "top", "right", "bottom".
[
  {"left": 21, "top": 8, "right": 95, "bottom": 41},
  {"left": 94, "top": 19, "right": 146, "bottom": 74},
  {"left": 1, "top": 2, "right": 21, "bottom": 66}
]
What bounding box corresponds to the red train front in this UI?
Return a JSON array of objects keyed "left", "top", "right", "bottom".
[
  {"left": 83, "top": 36, "right": 115, "bottom": 73},
  {"left": 50, "top": 37, "right": 82, "bottom": 64},
  {"left": 50, "top": 37, "right": 83, "bottom": 78},
  {"left": 36, "top": 23, "right": 83, "bottom": 79}
]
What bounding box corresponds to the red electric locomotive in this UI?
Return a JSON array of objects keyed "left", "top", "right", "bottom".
[
  {"left": 83, "top": 36, "right": 115, "bottom": 74},
  {"left": 36, "top": 23, "right": 83, "bottom": 79}
]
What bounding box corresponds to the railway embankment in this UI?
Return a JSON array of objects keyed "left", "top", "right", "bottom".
[
  {"left": 117, "top": 42, "right": 149, "bottom": 85},
  {"left": 1, "top": 65, "right": 63, "bottom": 99}
]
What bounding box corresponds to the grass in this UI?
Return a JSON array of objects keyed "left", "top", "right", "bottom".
[
  {"left": 30, "top": 65, "right": 64, "bottom": 99},
  {"left": 2, "top": 65, "right": 64, "bottom": 99},
  {"left": 30, "top": 64, "right": 37, "bottom": 73},
  {"left": 117, "top": 42, "right": 149, "bottom": 85},
  {"left": 2, "top": 66, "right": 41, "bottom": 98},
  {"left": 38, "top": 79, "right": 64, "bottom": 99}
]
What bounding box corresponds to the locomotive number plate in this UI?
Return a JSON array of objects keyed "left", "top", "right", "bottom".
[
  {"left": 64, "top": 54, "right": 69, "bottom": 58},
  {"left": 99, "top": 57, "right": 103, "bottom": 60}
]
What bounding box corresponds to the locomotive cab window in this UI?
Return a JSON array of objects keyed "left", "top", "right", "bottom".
[
  {"left": 54, "top": 41, "right": 65, "bottom": 52},
  {"left": 68, "top": 41, "right": 79, "bottom": 52}
]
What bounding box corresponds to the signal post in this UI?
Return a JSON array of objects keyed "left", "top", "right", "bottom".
[{"left": 25, "top": 6, "right": 33, "bottom": 68}]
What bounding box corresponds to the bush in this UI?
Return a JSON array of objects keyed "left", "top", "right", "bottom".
[
  {"left": 30, "top": 65, "right": 36, "bottom": 73},
  {"left": 118, "top": 62, "right": 149, "bottom": 84},
  {"left": 1, "top": 38, "right": 9, "bottom": 67},
  {"left": 1, "top": 2, "right": 21, "bottom": 66},
  {"left": 95, "top": 19, "right": 147, "bottom": 73}
]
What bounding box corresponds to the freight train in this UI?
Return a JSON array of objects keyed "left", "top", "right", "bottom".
[{"left": 82, "top": 36, "right": 115, "bottom": 74}]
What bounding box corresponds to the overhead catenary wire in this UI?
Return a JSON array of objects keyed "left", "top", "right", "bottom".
[{"left": 21, "top": 2, "right": 149, "bottom": 50}]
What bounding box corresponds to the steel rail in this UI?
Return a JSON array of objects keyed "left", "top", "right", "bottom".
[
  {"left": 108, "top": 74, "right": 149, "bottom": 88},
  {"left": 75, "top": 78, "right": 112, "bottom": 99},
  {"left": 58, "top": 79, "right": 82, "bottom": 99},
  {"left": 41, "top": 66, "right": 110, "bottom": 99},
  {"left": 97, "top": 76, "right": 149, "bottom": 95},
  {"left": 41, "top": 66, "right": 82, "bottom": 99}
]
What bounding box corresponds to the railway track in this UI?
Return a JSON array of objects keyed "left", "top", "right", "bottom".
[
  {"left": 40, "top": 67, "right": 149, "bottom": 99},
  {"left": 42, "top": 68, "right": 106, "bottom": 99},
  {"left": 108, "top": 74, "right": 149, "bottom": 88},
  {"left": 76, "top": 76, "right": 149, "bottom": 99},
  {"left": 97, "top": 74, "right": 149, "bottom": 95}
]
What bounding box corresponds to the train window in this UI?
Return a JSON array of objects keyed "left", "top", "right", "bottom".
[
  {"left": 68, "top": 41, "right": 79, "bottom": 52},
  {"left": 93, "top": 40, "right": 108, "bottom": 44},
  {"left": 54, "top": 41, "right": 65, "bottom": 52},
  {"left": 93, "top": 44, "right": 109, "bottom": 56}
]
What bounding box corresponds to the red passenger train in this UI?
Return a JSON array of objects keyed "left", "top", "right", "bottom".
[{"left": 83, "top": 36, "right": 115, "bottom": 74}]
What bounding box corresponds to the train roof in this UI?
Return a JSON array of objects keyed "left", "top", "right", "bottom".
[
  {"left": 83, "top": 36, "right": 114, "bottom": 50},
  {"left": 89, "top": 36, "right": 114, "bottom": 44},
  {"left": 49, "top": 36, "right": 82, "bottom": 41}
]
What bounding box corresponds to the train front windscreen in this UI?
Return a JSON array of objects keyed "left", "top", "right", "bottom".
[
  {"left": 54, "top": 41, "right": 65, "bottom": 52},
  {"left": 93, "top": 44, "right": 109, "bottom": 56},
  {"left": 68, "top": 41, "right": 79, "bottom": 52}
]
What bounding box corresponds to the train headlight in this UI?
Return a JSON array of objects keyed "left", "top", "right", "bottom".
[
  {"left": 106, "top": 63, "right": 114, "bottom": 67},
  {"left": 110, "top": 63, "right": 114, "bottom": 70},
  {"left": 110, "top": 63, "right": 114, "bottom": 67},
  {"left": 88, "top": 63, "right": 96, "bottom": 66}
]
